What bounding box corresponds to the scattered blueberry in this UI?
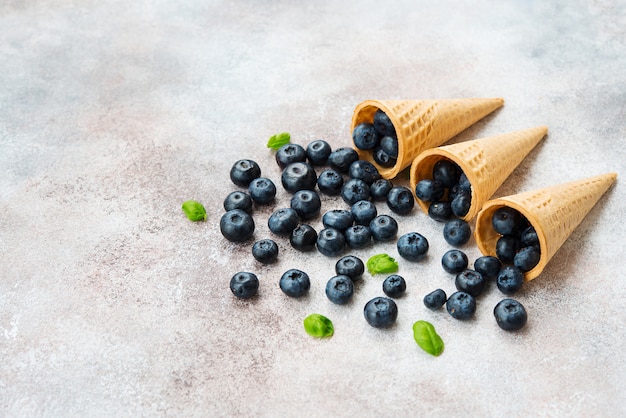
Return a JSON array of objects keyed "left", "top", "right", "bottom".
[
  {"left": 230, "top": 271, "right": 259, "bottom": 299},
  {"left": 496, "top": 266, "right": 525, "bottom": 295},
  {"left": 349, "top": 160, "right": 381, "bottom": 185},
  {"left": 252, "top": 239, "right": 278, "bottom": 264},
  {"left": 380, "top": 136, "right": 398, "bottom": 158},
  {"left": 451, "top": 190, "right": 471, "bottom": 217},
  {"left": 432, "top": 160, "right": 460, "bottom": 188},
  {"left": 363, "top": 297, "right": 398, "bottom": 328},
  {"left": 443, "top": 218, "right": 472, "bottom": 247},
  {"left": 335, "top": 255, "right": 365, "bottom": 281},
  {"left": 455, "top": 269, "right": 486, "bottom": 297},
  {"left": 372, "top": 147, "right": 395, "bottom": 167},
  {"left": 268, "top": 208, "right": 299, "bottom": 236},
  {"left": 325, "top": 275, "right": 355, "bottom": 305},
  {"left": 496, "top": 235, "right": 520, "bottom": 264},
  {"left": 428, "top": 201, "right": 453, "bottom": 222},
  {"left": 281, "top": 162, "right": 317, "bottom": 193},
  {"left": 279, "top": 269, "right": 311, "bottom": 297},
  {"left": 352, "top": 122, "right": 380, "bottom": 150},
  {"left": 290, "top": 189, "right": 321, "bottom": 220},
  {"left": 423, "top": 289, "right": 447, "bottom": 310},
  {"left": 351, "top": 200, "right": 377, "bottom": 225},
  {"left": 306, "top": 139, "right": 331, "bottom": 166},
  {"left": 373, "top": 109, "right": 396, "bottom": 138},
  {"left": 345, "top": 225, "right": 372, "bottom": 249},
  {"left": 341, "top": 178, "right": 371, "bottom": 205},
  {"left": 441, "top": 249, "right": 469, "bottom": 274},
  {"left": 230, "top": 159, "right": 261, "bottom": 187},
  {"left": 275, "top": 143, "right": 306, "bottom": 169},
  {"left": 386, "top": 186, "right": 415, "bottom": 215},
  {"left": 316, "top": 228, "right": 346, "bottom": 257},
  {"left": 223, "top": 191, "right": 253, "bottom": 214},
  {"left": 494, "top": 298, "right": 528, "bottom": 331},
  {"left": 473, "top": 256, "right": 501, "bottom": 280},
  {"left": 220, "top": 209, "right": 255, "bottom": 242},
  {"left": 328, "top": 147, "right": 359, "bottom": 173},
  {"left": 322, "top": 209, "right": 354, "bottom": 231},
  {"left": 370, "top": 179, "right": 393, "bottom": 201},
  {"left": 248, "top": 177, "right": 276, "bottom": 204},
  {"left": 290, "top": 224, "right": 318, "bottom": 252},
  {"left": 492, "top": 207, "right": 522, "bottom": 236},
  {"left": 446, "top": 291, "right": 476, "bottom": 320},
  {"left": 397, "top": 232, "right": 429, "bottom": 261},
  {"left": 370, "top": 215, "right": 398, "bottom": 242},
  {"left": 317, "top": 169, "right": 344, "bottom": 195},
  {"left": 382, "top": 274, "right": 406, "bottom": 298},
  {"left": 514, "top": 246, "right": 541, "bottom": 272},
  {"left": 414, "top": 179, "right": 445, "bottom": 202}
]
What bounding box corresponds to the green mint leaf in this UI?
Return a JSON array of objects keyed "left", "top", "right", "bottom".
[
  {"left": 413, "top": 320, "right": 444, "bottom": 356},
  {"left": 267, "top": 132, "right": 291, "bottom": 150},
  {"left": 366, "top": 254, "right": 399, "bottom": 274},
  {"left": 303, "top": 314, "right": 334, "bottom": 338},
  {"left": 182, "top": 200, "right": 207, "bottom": 221}
]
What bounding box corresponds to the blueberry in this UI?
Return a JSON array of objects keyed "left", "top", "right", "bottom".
[
  {"left": 514, "top": 246, "right": 541, "bottom": 272},
  {"left": 496, "top": 266, "right": 524, "bottom": 295},
  {"left": 443, "top": 219, "right": 472, "bottom": 247},
  {"left": 290, "top": 224, "right": 318, "bottom": 252},
  {"left": 223, "top": 191, "right": 253, "bottom": 214},
  {"left": 492, "top": 207, "right": 522, "bottom": 236},
  {"left": 248, "top": 177, "right": 276, "bottom": 204},
  {"left": 316, "top": 228, "right": 346, "bottom": 257},
  {"left": 520, "top": 225, "right": 539, "bottom": 248},
  {"left": 458, "top": 172, "right": 472, "bottom": 192},
  {"left": 414, "top": 179, "right": 445, "bottom": 203},
  {"left": 345, "top": 225, "right": 372, "bottom": 249},
  {"left": 290, "top": 190, "right": 321, "bottom": 220},
  {"left": 370, "top": 179, "right": 393, "bottom": 201},
  {"left": 373, "top": 109, "right": 396, "bottom": 138},
  {"left": 335, "top": 255, "right": 365, "bottom": 281},
  {"left": 386, "top": 186, "right": 415, "bottom": 215},
  {"left": 372, "top": 147, "right": 396, "bottom": 167},
  {"left": 382, "top": 274, "right": 406, "bottom": 298},
  {"left": 428, "top": 201, "right": 453, "bottom": 222},
  {"left": 230, "top": 159, "right": 261, "bottom": 187},
  {"left": 230, "top": 272, "right": 259, "bottom": 299},
  {"left": 306, "top": 139, "right": 331, "bottom": 166},
  {"left": 473, "top": 256, "right": 501, "bottom": 280},
  {"left": 363, "top": 297, "right": 398, "bottom": 328},
  {"left": 441, "top": 249, "right": 469, "bottom": 274},
  {"left": 494, "top": 298, "right": 528, "bottom": 331},
  {"left": 397, "top": 232, "right": 429, "bottom": 262},
  {"left": 370, "top": 215, "right": 398, "bottom": 242},
  {"left": 341, "top": 178, "right": 370, "bottom": 205},
  {"left": 380, "top": 136, "right": 398, "bottom": 158},
  {"left": 451, "top": 190, "right": 471, "bottom": 218},
  {"left": 432, "top": 160, "right": 461, "bottom": 188},
  {"left": 317, "top": 169, "right": 344, "bottom": 195},
  {"left": 423, "top": 289, "right": 447, "bottom": 310},
  {"left": 448, "top": 183, "right": 462, "bottom": 203},
  {"left": 349, "top": 160, "right": 381, "bottom": 185},
  {"left": 252, "top": 239, "right": 279, "bottom": 264},
  {"left": 281, "top": 162, "right": 317, "bottom": 193},
  {"left": 446, "top": 291, "right": 476, "bottom": 320},
  {"left": 275, "top": 143, "right": 306, "bottom": 169},
  {"left": 328, "top": 147, "right": 359, "bottom": 173},
  {"left": 455, "top": 269, "right": 486, "bottom": 297},
  {"left": 496, "top": 235, "right": 520, "bottom": 264},
  {"left": 268, "top": 208, "right": 299, "bottom": 236},
  {"left": 279, "top": 269, "right": 311, "bottom": 297},
  {"left": 352, "top": 122, "right": 380, "bottom": 150},
  {"left": 220, "top": 209, "right": 255, "bottom": 242},
  {"left": 325, "top": 275, "right": 355, "bottom": 305},
  {"left": 351, "top": 200, "right": 377, "bottom": 225},
  {"left": 322, "top": 209, "right": 354, "bottom": 231}
]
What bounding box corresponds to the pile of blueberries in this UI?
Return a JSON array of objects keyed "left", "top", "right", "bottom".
[
  {"left": 415, "top": 159, "right": 473, "bottom": 219},
  {"left": 352, "top": 108, "right": 399, "bottom": 168}
]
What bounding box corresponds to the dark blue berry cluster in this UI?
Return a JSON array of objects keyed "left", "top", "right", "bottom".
[{"left": 352, "top": 109, "right": 399, "bottom": 168}]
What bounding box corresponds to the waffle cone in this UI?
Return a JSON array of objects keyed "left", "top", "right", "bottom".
[
  {"left": 475, "top": 172, "right": 617, "bottom": 280},
  {"left": 410, "top": 126, "right": 548, "bottom": 221},
  {"left": 351, "top": 98, "right": 504, "bottom": 179}
]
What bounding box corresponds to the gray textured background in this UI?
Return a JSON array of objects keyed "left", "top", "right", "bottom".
[{"left": 1, "top": 1, "right": 625, "bottom": 416}]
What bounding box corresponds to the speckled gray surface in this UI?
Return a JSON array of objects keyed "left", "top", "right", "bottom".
[{"left": 1, "top": 1, "right": 625, "bottom": 416}]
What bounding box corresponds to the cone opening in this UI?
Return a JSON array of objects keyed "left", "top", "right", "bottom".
[
  {"left": 475, "top": 200, "right": 548, "bottom": 281},
  {"left": 350, "top": 101, "right": 404, "bottom": 179}
]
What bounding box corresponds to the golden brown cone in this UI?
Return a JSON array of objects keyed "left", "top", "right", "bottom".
[
  {"left": 351, "top": 98, "right": 504, "bottom": 179},
  {"left": 475, "top": 172, "right": 617, "bottom": 280},
  {"left": 410, "top": 126, "right": 548, "bottom": 221}
]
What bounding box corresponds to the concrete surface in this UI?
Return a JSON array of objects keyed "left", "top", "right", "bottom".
[{"left": 1, "top": 0, "right": 625, "bottom": 416}]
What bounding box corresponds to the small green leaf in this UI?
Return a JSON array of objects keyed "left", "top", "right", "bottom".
[
  {"left": 366, "top": 254, "right": 399, "bottom": 274},
  {"left": 413, "top": 320, "right": 444, "bottom": 356},
  {"left": 304, "top": 314, "right": 334, "bottom": 338},
  {"left": 267, "top": 132, "right": 291, "bottom": 150},
  {"left": 182, "top": 200, "right": 207, "bottom": 221}
]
